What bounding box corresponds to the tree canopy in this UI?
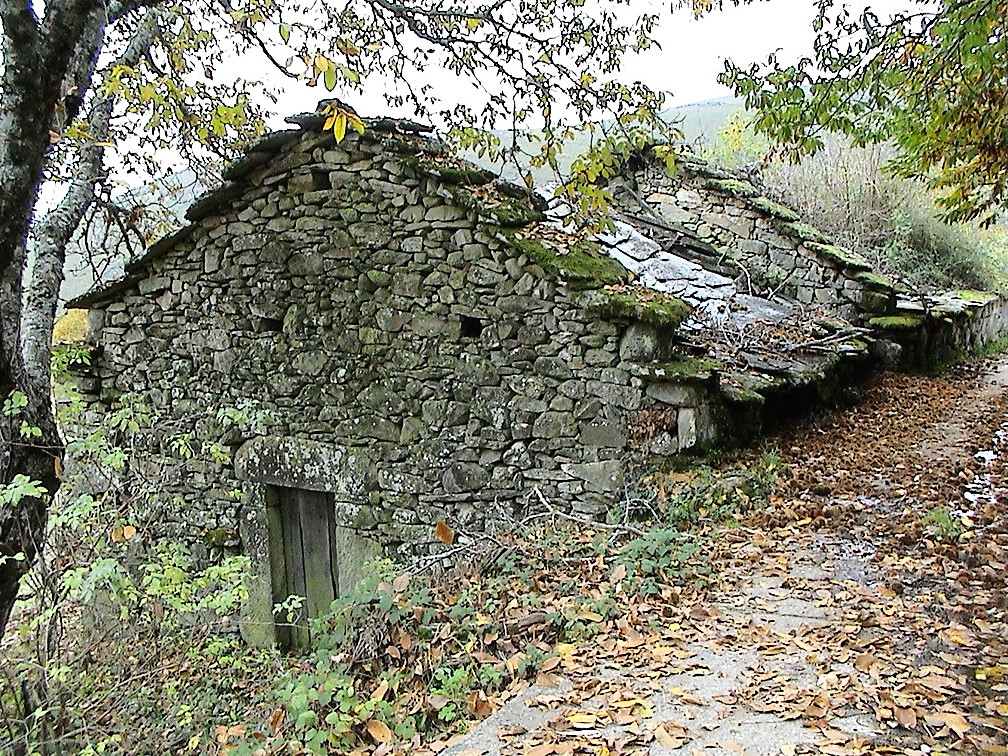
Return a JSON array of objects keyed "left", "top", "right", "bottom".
[{"left": 722, "top": 0, "right": 1008, "bottom": 225}]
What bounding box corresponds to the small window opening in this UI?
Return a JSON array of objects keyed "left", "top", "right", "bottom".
[
  {"left": 255, "top": 317, "right": 283, "bottom": 333},
  {"left": 460, "top": 315, "right": 484, "bottom": 339},
  {"left": 311, "top": 169, "right": 332, "bottom": 190}
]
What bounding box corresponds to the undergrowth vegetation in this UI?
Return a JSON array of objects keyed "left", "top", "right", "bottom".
[{"left": 0, "top": 351, "right": 783, "bottom": 755}]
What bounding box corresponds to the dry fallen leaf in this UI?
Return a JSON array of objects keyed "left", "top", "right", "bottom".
[
  {"left": 434, "top": 520, "right": 455, "bottom": 545},
  {"left": 366, "top": 720, "right": 393, "bottom": 743}
]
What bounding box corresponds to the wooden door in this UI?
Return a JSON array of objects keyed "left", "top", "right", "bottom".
[{"left": 267, "top": 486, "right": 339, "bottom": 648}]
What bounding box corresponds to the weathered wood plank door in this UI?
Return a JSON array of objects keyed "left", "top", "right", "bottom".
[{"left": 268, "top": 486, "right": 339, "bottom": 648}]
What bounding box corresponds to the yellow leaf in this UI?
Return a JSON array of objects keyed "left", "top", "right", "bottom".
[
  {"left": 366, "top": 720, "right": 392, "bottom": 743},
  {"left": 122, "top": 524, "right": 137, "bottom": 541},
  {"left": 348, "top": 113, "right": 366, "bottom": 134},
  {"left": 332, "top": 113, "right": 347, "bottom": 142},
  {"left": 466, "top": 17, "right": 480, "bottom": 31},
  {"left": 279, "top": 23, "right": 291, "bottom": 43}
]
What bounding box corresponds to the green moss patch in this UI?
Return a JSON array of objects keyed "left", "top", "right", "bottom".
[
  {"left": 806, "top": 242, "right": 872, "bottom": 272},
  {"left": 853, "top": 270, "right": 896, "bottom": 291},
  {"left": 486, "top": 197, "right": 544, "bottom": 227},
  {"left": 433, "top": 164, "right": 495, "bottom": 186},
  {"left": 779, "top": 220, "right": 831, "bottom": 246},
  {"left": 650, "top": 356, "right": 723, "bottom": 382},
  {"left": 705, "top": 177, "right": 760, "bottom": 199},
  {"left": 721, "top": 383, "right": 765, "bottom": 406},
  {"left": 748, "top": 195, "right": 800, "bottom": 222},
  {"left": 501, "top": 228, "right": 630, "bottom": 289},
  {"left": 955, "top": 289, "right": 998, "bottom": 305},
  {"left": 593, "top": 289, "right": 692, "bottom": 329},
  {"left": 868, "top": 314, "right": 925, "bottom": 331}
]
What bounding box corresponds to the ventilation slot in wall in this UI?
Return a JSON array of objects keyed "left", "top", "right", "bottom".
[
  {"left": 254, "top": 317, "right": 284, "bottom": 333},
  {"left": 460, "top": 315, "right": 484, "bottom": 339},
  {"left": 311, "top": 169, "right": 332, "bottom": 190}
]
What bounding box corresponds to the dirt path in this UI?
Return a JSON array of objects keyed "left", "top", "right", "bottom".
[{"left": 441, "top": 358, "right": 1008, "bottom": 756}]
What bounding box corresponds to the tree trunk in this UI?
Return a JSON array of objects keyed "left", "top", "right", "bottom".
[{"left": 0, "top": 0, "right": 108, "bottom": 637}]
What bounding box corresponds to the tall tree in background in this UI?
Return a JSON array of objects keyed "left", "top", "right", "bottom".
[
  {"left": 722, "top": 0, "right": 1007, "bottom": 224},
  {"left": 0, "top": 0, "right": 674, "bottom": 637}
]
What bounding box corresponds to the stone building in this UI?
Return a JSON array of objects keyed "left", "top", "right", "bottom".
[{"left": 67, "top": 105, "right": 920, "bottom": 643}]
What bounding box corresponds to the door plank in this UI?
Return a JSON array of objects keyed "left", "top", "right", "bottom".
[
  {"left": 298, "top": 489, "right": 338, "bottom": 626},
  {"left": 280, "top": 487, "right": 309, "bottom": 648}
]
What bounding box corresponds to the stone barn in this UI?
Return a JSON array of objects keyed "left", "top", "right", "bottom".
[{"left": 68, "top": 104, "right": 929, "bottom": 644}]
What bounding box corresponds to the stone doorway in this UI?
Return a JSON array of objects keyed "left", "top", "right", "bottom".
[
  {"left": 268, "top": 485, "right": 340, "bottom": 648},
  {"left": 235, "top": 436, "right": 383, "bottom": 648}
]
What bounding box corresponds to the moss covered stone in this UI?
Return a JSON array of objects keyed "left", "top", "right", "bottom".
[
  {"left": 705, "top": 177, "right": 760, "bottom": 199},
  {"left": 779, "top": 221, "right": 831, "bottom": 246},
  {"left": 500, "top": 229, "right": 630, "bottom": 289},
  {"left": 649, "top": 356, "right": 723, "bottom": 382},
  {"left": 955, "top": 289, "right": 998, "bottom": 305},
  {"left": 721, "top": 383, "right": 765, "bottom": 406},
  {"left": 869, "top": 314, "right": 925, "bottom": 331},
  {"left": 593, "top": 290, "right": 692, "bottom": 329},
  {"left": 806, "top": 242, "right": 872, "bottom": 272},
  {"left": 748, "top": 195, "right": 800, "bottom": 222},
  {"left": 854, "top": 270, "right": 897, "bottom": 290},
  {"left": 487, "top": 197, "right": 545, "bottom": 227},
  {"left": 432, "top": 164, "right": 495, "bottom": 186}
]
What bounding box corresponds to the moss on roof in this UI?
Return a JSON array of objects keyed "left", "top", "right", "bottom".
[
  {"left": 591, "top": 287, "right": 692, "bottom": 329},
  {"left": 748, "top": 195, "right": 801, "bottom": 222},
  {"left": 805, "top": 242, "right": 872, "bottom": 272},
  {"left": 499, "top": 227, "right": 631, "bottom": 289}
]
